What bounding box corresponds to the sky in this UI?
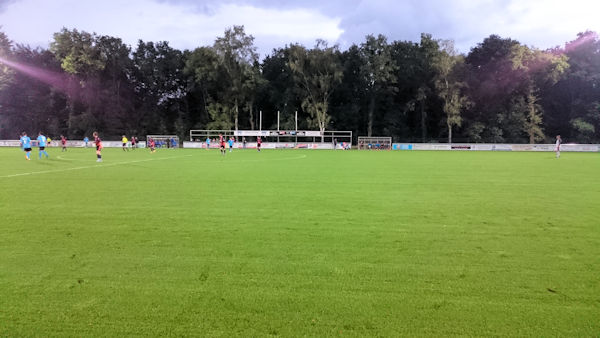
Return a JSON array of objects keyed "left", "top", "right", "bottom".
[{"left": 0, "top": 0, "right": 599, "bottom": 57}]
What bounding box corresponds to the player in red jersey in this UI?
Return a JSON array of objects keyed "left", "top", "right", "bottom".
[
  {"left": 256, "top": 136, "right": 262, "bottom": 152},
  {"left": 60, "top": 135, "right": 67, "bottom": 152},
  {"left": 219, "top": 134, "right": 226, "bottom": 155},
  {"left": 92, "top": 131, "right": 103, "bottom": 162},
  {"left": 148, "top": 138, "right": 156, "bottom": 153}
]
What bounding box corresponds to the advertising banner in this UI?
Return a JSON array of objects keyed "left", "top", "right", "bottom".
[
  {"left": 392, "top": 144, "right": 413, "bottom": 150},
  {"left": 184, "top": 142, "right": 335, "bottom": 150},
  {"left": 472, "top": 144, "right": 494, "bottom": 151},
  {"left": 183, "top": 142, "right": 205, "bottom": 149},
  {"left": 412, "top": 144, "right": 452, "bottom": 150},
  {"left": 0, "top": 140, "right": 21, "bottom": 147},
  {"left": 234, "top": 130, "right": 324, "bottom": 137},
  {"left": 234, "top": 130, "right": 270, "bottom": 137},
  {"left": 561, "top": 144, "right": 599, "bottom": 152},
  {"left": 511, "top": 144, "right": 532, "bottom": 151},
  {"left": 451, "top": 144, "right": 472, "bottom": 150},
  {"left": 491, "top": 144, "right": 512, "bottom": 151}
]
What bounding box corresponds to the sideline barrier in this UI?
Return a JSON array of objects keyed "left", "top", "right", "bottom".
[
  {"left": 183, "top": 141, "right": 339, "bottom": 150},
  {"left": 0, "top": 140, "right": 146, "bottom": 148},
  {"left": 392, "top": 143, "right": 600, "bottom": 152},
  {"left": 3, "top": 139, "right": 598, "bottom": 152}
]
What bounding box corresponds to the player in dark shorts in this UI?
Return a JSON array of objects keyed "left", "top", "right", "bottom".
[
  {"left": 257, "top": 136, "right": 262, "bottom": 152},
  {"left": 93, "top": 131, "right": 103, "bottom": 162},
  {"left": 122, "top": 135, "right": 129, "bottom": 151},
  {"left": 37, "top": 132, "right": 49, "bottom": 159},
  {"left": 60, "top": 135, "right": 67, "bottom": 152},
  {"left": 19, "top": 132, "right": 32, "bottom": 160},
  {"left": 219, "top": 134, "right": 226, "bottom": 155},
  {"left": 131, "top": 136, "right": 137, "bottom": 150},
  {"left": 228, "top": 137, "right": 234, "bottom": 152}
]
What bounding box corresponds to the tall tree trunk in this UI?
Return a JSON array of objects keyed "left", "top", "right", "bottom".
[
  {"left": 420, "top": 99, "right": 427, "bottom": 142},
  {"left": 116, "top": 80, "right": 121, "bottom": 116},
  {"left": 367, "top": 95, "right": 375, "bottom": 137},
  {"left": 528, "top": 98, "right": 535, "bottom": 144},
  {"left": 318, "top": 106, "right": 325, "bottom": 142},
  {"left": 234, "top": 98, "right": 239, "bottom": 131},
  {"left": 448, "top": 122, "right": 452, "bottom": 144},
  {"left": 249, "top": 102, "right": 255, "bottom": 130},
  {"left": 320, "top": 122, "right": 325, "bottom": 142},
  {"left": 527, "top": 87, "right": 541, "bottom": 144}
]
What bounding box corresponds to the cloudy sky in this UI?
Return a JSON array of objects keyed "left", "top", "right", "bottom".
[{"left": 0, "top": 0, "right": 598, "bottom": 57}]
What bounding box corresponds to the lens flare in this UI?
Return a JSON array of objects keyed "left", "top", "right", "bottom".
[
  {"left": 0, "top": 56, "right": 72, "bottom": 94},
  {"left": 563, "top": 31, "right": 598, "bottom": 53}
]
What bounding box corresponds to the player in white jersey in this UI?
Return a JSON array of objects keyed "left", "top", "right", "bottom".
[{"left": 555, "top": 135, "right": 562, "bottom": 158}]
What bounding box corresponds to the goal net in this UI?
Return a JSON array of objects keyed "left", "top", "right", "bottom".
[
  {"left": 146, "top": 135, "right": 180, "bottom": 148},
  {"left": 357, "top": 137, "right": 392, "bottom": 150}
]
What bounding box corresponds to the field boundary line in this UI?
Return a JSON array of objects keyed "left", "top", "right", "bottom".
[
  {"left": 56, "top": 155, "right": 96, "bottom": 162},
  {"left": 231, "top": 154, "right": 308, "bottom": 163},
  {"left": 0, "top": 154, "right": 193, "bottom": 179}
]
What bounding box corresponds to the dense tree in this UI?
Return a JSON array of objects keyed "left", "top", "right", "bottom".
[
  {"left": 0, "top": 27, "right": 599, "bottom": 143},
  {"left": 0, "top": 45, "right": 67, "bottom": 138},
  {"left": 131, "top": 40, "right": 186, "bottom": 135},
  {"left": 542, "top": 31, "right": 600, "bottom": 142},
  {"left": 359, "top": 34, "right": 397, "bottom": 136},
  {"left": 183, "top": 46, "right": 222, "bottom": 131},
  {"left": 49, "top": 29, "right": 106, "bottom": 137},
  {"left": 510, "top": 45, "right": 568, "bottom": 143},
  {"left": 96, "top": 35, "right": 134, "bottom": 136},
  {"left": 260, "top": 47, "right": 303, "bottom": 130},
  {"left": 288, "top": 41, "right": 343, "bottom": 139},
  {"left": 0, "top": 30, "right": 13, "bottom": 91},
  {"left": 0, "top": 30, "right": 13, "bottom": 137},
  {"left": 465, "top": 35, "right": 526, "bottom": 142},
  {"left": 391, "top": 34, "right": 441, "bottom": 142},
  {"left": 213, "top": 25, "right": 260, "bottom": 131},
  {"left": 329, "top": 45, "right": 364, "bottom": 136},
  {"left": 434, "top": 40, "right": 470, "bottom": 143}
]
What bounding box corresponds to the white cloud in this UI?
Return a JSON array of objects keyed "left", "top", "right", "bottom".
[
  {"left": 499, "top": 0, "right": 600, "bottom": 48},
  {"left": 334, "top": 0, "right": 600, "bottom": 52},
  {"left": 0, "top": 0, "right": 343, "bottom": 55},
  {"left": 0, "top": 0, "right": 598, "bottom": 56}
]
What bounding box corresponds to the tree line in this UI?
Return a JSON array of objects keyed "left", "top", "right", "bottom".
[{"left": 0, "top": 26, "right": 599, "bottom": 143}]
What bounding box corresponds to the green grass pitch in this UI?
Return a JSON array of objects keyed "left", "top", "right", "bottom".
[{"left": 0, "top": 147, "right": 598, "bottom": 336}]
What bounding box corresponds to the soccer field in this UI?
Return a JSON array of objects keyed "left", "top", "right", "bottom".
[{"left": 0, "top": 147, "right": 598, "bottom": 336}]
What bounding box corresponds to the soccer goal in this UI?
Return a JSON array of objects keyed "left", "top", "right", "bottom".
[
  {"left": 357, "top": 137, "right": 392, "bottom": 150},
  {"left": 146, "top": 135, "right": 180, "bottom": 148}
]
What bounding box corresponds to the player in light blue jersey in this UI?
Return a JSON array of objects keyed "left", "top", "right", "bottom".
[
  {"left": 206, "top": 137, "right": 211, "bottom": 150},
  {"left": 37, "top": 132, "right": 49, "bottom": 159},
  {"left": 19, "top": 132, "right": 32, "bottom": 160},
  {"left": 228, "top": 137, "right": 234, "bottom": 152}
]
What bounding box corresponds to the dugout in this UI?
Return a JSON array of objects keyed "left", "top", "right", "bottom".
[{"left": 357, "top": 136, "right": 392, "bottom": 150}]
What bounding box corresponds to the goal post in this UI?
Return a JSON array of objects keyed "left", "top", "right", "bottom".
[
  {"left": 146, "top": 135, "right": 180, "bottom": 148},
  {"left": 357, "top": 136, "right": 392, "bottom": 150}
]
